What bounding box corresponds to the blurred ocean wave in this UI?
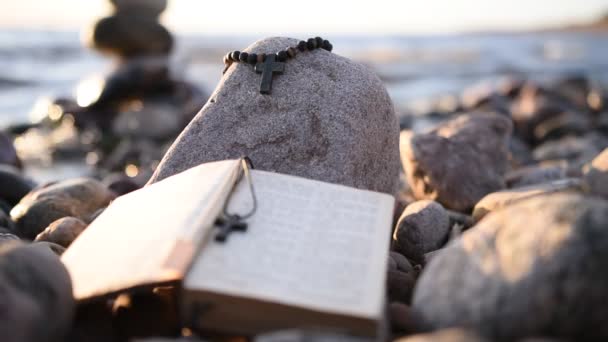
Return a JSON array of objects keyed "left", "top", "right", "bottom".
[{"left": 0, "top": 30, "right": 607, "bottom": 127}]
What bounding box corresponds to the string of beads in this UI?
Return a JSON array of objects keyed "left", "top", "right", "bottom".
[{"left": 222, "top": 37, "right": 333, "bottom": 73}]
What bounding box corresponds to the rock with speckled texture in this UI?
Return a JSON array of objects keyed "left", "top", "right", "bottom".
[
  {"left": 412, "top": 194, "right": 608, "bottom": 341},
  {"left": 148, "top": 37, "right": 400, "bottom": 195},
  {"left": 400, "top": 113, "right": 512, "bottom": 212}
]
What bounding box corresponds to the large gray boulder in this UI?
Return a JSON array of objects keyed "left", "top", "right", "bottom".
[
  {"left": 148, "top": 37, "right": 400, "bottom": 194},
  {"left": 412, "top": 194, "right": 608, "bottom": 340},
  {"left": 400, "top": 113, "right": 512, "bottom": 211}
]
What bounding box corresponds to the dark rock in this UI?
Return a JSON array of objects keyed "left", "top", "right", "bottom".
[
  {"left": 111, "top": 100, "right": 183, "bottom": 140},
  {"left": 103, "top": 173, "right": 140, "bottom": 196},
  {"left": 532, "top": 132, "right": 608, "bottom": 168},
  {"left": 86, "top": 14, "right": 173, "bottom": 58},
  {"left": 34, "top": 241, "right": 66, "bottom": 256},
  {"left": 505, "top": 164, "right": 568, "bottom": 188},
  {"left": 387, "top": 252, "right": 417, "bottom": 304},
  {"left": 400, "top": 113, "right": 512, "bottom": 211},
  {"left": 0, "top": 165, "right": 36, "bottom": 206},
  {"left": 582, "top": 148, "right": 608, "bottom": 199},
  {"left": 66, "top": 301, "right": 118, "bottom": 342},
  {"left": 413, "top": 194, "right": 608, "bottom": 340},
  {"left": 11, "top": 178, "right": 115, "bottom": 240},
  {"left": 77, "top": 57, "right": 172, "bottom": 109},
  {"left": 148, "top": 37, "right": 400, "bottom": 195},
  {"left": 394, "top": 329, "right": 489, "bottom": 342},
  {"left": 508, "top": 136, "right": 534, "bottom": 168},
  {"left": 0, "top": 231, "right": 19, "bottom": 246},
  {"left": 472, "top": 178, "right": 581, "bottom": 222},
  {"left": 392, "top": 200, "right": 450, "bottom": 265},
  {"left": 532, "top": 110, "right": 592, "bottom": 142},
  {"left": 110, "top": 0, "right": 168, "bottom": 17},
  {"left": 388, "top": 302, "right": 417, "bottom": 335},
  {"left": 0, "top": 241, "right": 74, "bottom": 342},
  {"left": 0, "top": 131, "right": 21, "bottom": 169},
  {"left": 34, "top": 217, "right": 87, "bottom": 248},
  {"left": 0, "top": 207, "right": 14, "bottom": 231}
]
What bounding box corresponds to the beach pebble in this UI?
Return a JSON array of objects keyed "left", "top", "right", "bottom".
[
  {"left": 110, "top": 0, "right": 168, "bottom": 17},
  {"left": 113, "top": 292, "right": 180, "bottom": 340},
  {"left": 412, "top": 194, "right": 608, "bottom": 340},
  {"left": 0, "top": 231, "right": 19, "bottom": 246},
  {"left": 392, "top": 200, "right": 450, "bottom": 265},
  {"left": 34, "top": 241, "right": 66, "bottom": 256},
  {"left": 388, "top": 302, "right": 417, "bottom": 334},
  {"left": 400, "top": 113, "right": 512, "bottom": 211},
  {"left": 387, "top": 252, "right": 417, "bottom": 304},
  {"left": 11, "top": 178, "right": 115, "bottom": 240},
  {"left": 505, "top": 164, "right": 568, "bottom": 188},
  {"left": 472, "top": 178, "right": 581, "bottom": 221},
  {"left": 0, "top": 241, "right": 74, "bottom": 342},
  {"left": 0, "top": 165, "right": 36, "bottom": 206},
  {"left": 582, "top": 148, "right": 608, "bottom": 199},
  {"left": 34, "top": 217, "right": 87, "bottom": 248},
  {"left": 103, "top": 173, "right": 140, "bottom": 196},
  {"left": 66, "top": 302, "right": 118, "bottom": 342},
  {"left": 112, "top": 101, "right": 183, "bottom": 140},
  {"left": 532, "top": 132, "right": 608, "bottom": 168},
  {"left": 86, "top": 14, "right": 173, "bottom": 58},
  {"left": 149, "top": 37, "right": 400, "bottom": 195},
  {"left": 76, "top": 57, "right": 171, "bottom": 108},
  {"left": 394, "top": 329, "right": 489, "bottom": 342}
]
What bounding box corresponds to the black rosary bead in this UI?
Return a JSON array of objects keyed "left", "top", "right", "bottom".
[
  {"left": 239, "top": 52, "right": 249, "bottom": 63},
  {"left": 297, "top": 41, "right": 307, "bottom": 51},
  {"left": 315, "top": 37, "right": 324, "bottom": 47},
  {"left": 257, "top": 53, "right": 266, "bottom": 63},
  {"left": 230, "top": 51, "right": 240, "bottom": 61},
  {"left": 276, "top": 50, "right": 288, "bottom": 62},
  {"left": 306, "top": 38, "right": 317, "bottom": 50},
  {"left": 321, "top": 40, "right": 332, "bottom": 51},
  {"left": 287, "top": 47, "right": 297, "bottom": 58},
  {"left": 247, "top": 53, "right": 258, "bottom": 65},
  {"left": 223, "top": 53, "right": 230, "bottom": 64}
]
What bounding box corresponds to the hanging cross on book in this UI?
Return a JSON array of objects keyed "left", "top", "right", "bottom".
[
  {"left": 255, "top": 55, "right": 285, "bottom": 94},
  {"left": 214, "top": 215, "right": 247, "bottom": 243}
]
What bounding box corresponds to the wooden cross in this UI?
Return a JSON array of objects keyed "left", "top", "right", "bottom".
[
  {"left": 214, "top": 215, "right": 248, "bottom": 243},
  {"left": 255, "top": 54, "right": 285, "bottom": 94}
]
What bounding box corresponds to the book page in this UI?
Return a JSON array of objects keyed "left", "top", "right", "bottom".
[
  {"left": 185, "top": 170, "right": 394, "bottom": 319},
  {"left": 62, "top": 159, "right": 241, "bottom": 301}
]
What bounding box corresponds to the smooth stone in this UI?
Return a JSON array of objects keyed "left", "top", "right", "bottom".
[
  {"left": 34, "top": 241, "right": 66, "bottom": 256},
  {"left": 392, "top": 200, "right": 450, "bottom": 265},
  {"left": 388, "top": 302, "right": 417, "bottom": 335},
  {"left": 400, "top": 113, "right": 512, "bottom": 211},
  {"left": 0, "top": 131, "right": 21, "bottom": 169},
  {"left": 34, "top": 217, "right": 87, "bottom": 248},
  {"left": 112, "top": 101, "right": 183, "bottom": 140},
  {"left": 582, "top": 147, "right": 608, "bottom": 198},
  {"left": 505, "top": 164, "right": 568, "bottom": 188},
  {"left": 532, "top": 133, "right": 608, "bottom": 169},
  {"left": 394, "top": 329, "right": 489, "bottom": 342},
  {"left": 103, "top": 173, "right": 140, "bottom": 196},
  {"left": 0, "top": 231, "right": 19, "bottom": 246},
  {"left": 148, "top": 37, "right": 400, "bottom": 195},
  {"left": 0, "top": 165, "right": 36, "bottom": 206},
  {"left": 387, "top": 252, "right": 417, "bottom": 304},
  {"left": 0, "top": 241, "right": 74, "bottom": 342},
  {"left": 85, "top": 14, "right": 173, "bottom": 58},
  {"left": 67, "top": 302, "right": 118, "bottom": 342},
  {"left": 11, "top": 178, "right": 115, "bottom": 240},
  {"left": 472, "top": 178, "right": 581, "bottom": 222},
  {"left": 532, "top": 110, "right": 592, "bottom": 142},
  {"left": 0, "top": 207, "right": 14, "bottom": 231},
  {"left": 254, "top": 329, "right": 375, "bottom": 342},
  {"left": 412, "top": 194, "right": 608, "bottom": 340},
  {"left": 511, "top": 83, "right": 572, "bottom": 143},
  {"left": 110, "top": 0, "right": 168, "bottom": 17},
  {"left": 77, "top": 57, "right": 172, "bottom": 109}
]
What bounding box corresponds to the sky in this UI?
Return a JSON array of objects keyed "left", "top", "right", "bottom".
[{"left": 1, "top": 0, "right": 607, "bottom": 34}]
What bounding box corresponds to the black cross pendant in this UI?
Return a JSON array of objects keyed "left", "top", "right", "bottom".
[
  {"left": 214, "top": 215, "right": 248, "bottom": 243},
  {"left": 255, "top": 54, "right": 285, "bottom": 94}
]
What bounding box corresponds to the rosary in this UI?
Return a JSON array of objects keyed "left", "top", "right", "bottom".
[{"left": 223, "top": 37, "right": 333, "bottom": 94}]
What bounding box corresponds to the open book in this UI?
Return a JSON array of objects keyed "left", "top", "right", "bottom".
[{"left": 62, "top": 159, "right": 395, "bottom": 337}]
